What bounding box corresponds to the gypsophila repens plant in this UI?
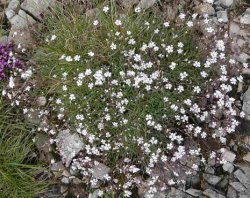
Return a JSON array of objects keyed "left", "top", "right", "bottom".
[
  {"left": 0, "top": 43, "right": 23, "bottom": 79},
  {"left": 34, "top": 2, "right": 246, "bottom": 197}
]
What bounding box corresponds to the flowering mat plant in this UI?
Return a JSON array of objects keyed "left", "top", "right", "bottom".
[{"left": 1, "top": 1, "right": 247, "bottom": 198}]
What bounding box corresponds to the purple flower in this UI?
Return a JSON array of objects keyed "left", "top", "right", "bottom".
[{"left": 0, "top": 43, "right": 23, "bottom": 79}]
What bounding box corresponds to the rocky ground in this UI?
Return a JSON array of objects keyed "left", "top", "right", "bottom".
[{"left": 0, "top": 0, "right": 250, "bottom": 197}]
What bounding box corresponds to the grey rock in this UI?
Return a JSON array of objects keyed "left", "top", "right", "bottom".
[
  {"left": 217, "top": 176, "right": 229, "bottom": 189},
  {"left": 56, "top": 129, "right": 84, "bottom": 167},
  {"left": 217, "top": 7, "right": 224, "bottom": 12},
  {"left": 237, "top": 39, "right": 246, "bottom": 48},
  {"left": 72, "top": 178, "right": 81, "bottom": 184},
  {"left": 92, "top": 161, "right": 110, "bottom": 180},
  {"left": 145, "top": 192, "right": 165, "bottom": 198},
  {"left": 61, "top": 176, "right": 70, "bottom": 184},
  {"left": 0, "top": 35, "right": 8, "bottom": 44},
  {"left": 120, "top": 0, "right": 139, "bottom": 9},
  {"left": 235, "top": 163, "right": 250, "bottom": 177},
  {"left": 240, "top": 8, "right": 250, "bottom": 25},
  {"left": 237, "top": 53, "right": 250, "bottom": 63},
  {"left": 21, "top": 0, "right": 55, "bottom": 20},
  {"left": 187, "top": 174, "right": 201, "bottom": 188},
  {"left": 222, "top": 150, "right": 236, "bottom": 162},
  {"left": 217, "top": 10, "right": 228, "bottom": 22},
  {"left": 165, "top": 5, "right": 178, "bottom": 21},
  {"left": 62, "top": 170, "right": 71, "bottom": 177},
  {"left": 218, "top": 0, "right": 234, "bottom": 7},
  {"left": 243, "top": 152, "right": 250, "bottom": 163},
  {"left": 207, "top": 158, "right": 216, "bottom": 167},
  {"left": 0, "top": 0, "right": 8, "bottom": 5},
  {"left": 137, "top": 0, "right": 157, "bottom": 9},
  {"left": 167, "top": 188, "right": 193, "bottom": 198},
  {"left": 85, "top": 8, "right": 99, "bottom": 18},
  {"left": 51, "top": 161, "right": 65, "bottom": 172},
  {"left": 8, "top": 28, "right": 34, "bottom": 45},
  {"left": 223, "top": 162, "right": 234, "bottom": 173},
  {"left": 234, "top": 169, "right": 250, "bottom": 187},
  {"left": 230, "top": 182, "right": 246, "bottom": 193},
  {"left": 5, "top": 0, "right": 20, "bottom": 19},
  {"left": 34, "top": 133, "right": 50, "bottom": 153},
  {"left": 5, "top": 9, "right": 15, "bottom": 20},
  {"left": 186, "top": 188, "right": 202, "bottom": 197},
  {"left": 9, "top": 10, "right": 36, "bottom": 29},
  {"left": 25, "top": 109, "right": 41, "bottom": 125},
  {"left": 195, "top": 3, "right": 215, "bottom": 15},
  {"left": 36, "top": 96, "right": 46, "bottom": 107},
  {"left": 6, "top": 0, "right": 20, "bottom": 10},
  {"left": 239, "top": 195, "right": 249, "bottom": 198},
  {"left": 227, "top": 186, "right": 237, "bottom": 198},
  {"left": 206, "top": 167, "right": 215, "bottom": 174},
  {"left": 37, "top": 184, "right": 61, "bottom": 198},
  {"left": 241, "top": 117, "right": 250, "bottom": 133},
  {"left": 242, "top": 136, "right": 250, "bottom": 151},
  {"left": 204, "top": 174, "right": 222, "bottom": 186},
  {"left": 60, "top": 185, "right": 68, "bottom": 194},
  {"left": 137, "top": 180, "right": 164, "bottom": 198},
  {"left": 229, "top": 22, "right": 240, "bottom": 36},
  {"left": 243, "top": 87, "right": 250, "bottom": 120},
  {"left": 203, "top": 189, "right": 225, "bottom": 198}
]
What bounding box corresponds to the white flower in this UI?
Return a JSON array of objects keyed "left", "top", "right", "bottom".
[
  {"left": 65, "top": 56, "right": 73, "bottom": 62},
  {"left": 59, "top": 54, "right": 65, "bottom": 60},
  {"left": 192, "top": 164, "right": 199, "bottom": 170},
  {"left": 177, "top": 85, "right": 184, "bottom": 93},
  {"left": 103, "top": 6, "right": 109, "bottom": 13},
  {"left": 62, "top": 85, "right": 67, "bottom": 91},
  {"left": 168, "top": 179, "right": 175, "bottom": 185},
  {"left": 178, "top": 42, "right": 184, "bottom": 48},
  {"left": 115, "top": 31, "right": 120, "bottom": 36},
  {"left": 88, "top": 51, "right": 95, "bottom": 57},
  {"left": 135, "top": 7, "right": 141, "bottom": 13},
  {"left": 166, "top": 45, "right": 174, "bottom": 53},
  {"left": 8, "top": 76, "right": 15, "bottom": 88},
  {"left": 69, "top": 94, "right": 76, "bottom": 101},
  {"left": 97, "top": 190, "right": 104, "bottom": 196},
  {"left": 128, "top": 38, "right": 136, "bottom": 45},
  {"left": 21, "top": 69, "right": 32, "bottom": 79},
  {"left": 193, "top": 61, "right": 201, "bottom": 68},
  {"left": 124, "top": 190, "right": 132, "bottom": 197},
  {"left": 240, "top": 111, "right": 245, "bottom": 118},
  {"left": 110, "top": 42, "right": 117, "bottom": 50},
  {"left": 193, "top": 86, "right": 201, "bottom": 93},
  {"left": 163, "top": 21, "right": 170, "bottom": 27},
  {"left": 51, "top": 35, "right": 57, "bottom": 41},
  {"left": 115, "top": 19, "right": 122, "bottom": 26},
  {"left": 206, "top": 27, "right": 214, "bottom": 33},
  {"left": 179, "top": 13, "right": 186, "bottom": 19},
  {"left": 74, "top": 55, "right": 81, "bottom": 61},
  {"left": 187, "top": 21, "right": 193, "bottom": 27},
  {"left": 169, "top": 62, "right": 176, "bottom": 70},
  {"left": 201, "top": 71, "right": 208, "bottom": 78},
  {"left": 154, "top": 29, "right": 159, "bottom": 34},
  {"left": 216, "top": 40, "right": 225, "bottom": 51},
  {"left": 93, "top": 20, "right": 99, "bottom": 26}
]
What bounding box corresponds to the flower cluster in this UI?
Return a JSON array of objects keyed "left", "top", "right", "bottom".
[
  {"left": 0, "top": 43, "right": 23, "bottom": 79},
  {"left": 19, "top": 4, "right": 246, "bottom": 197}
]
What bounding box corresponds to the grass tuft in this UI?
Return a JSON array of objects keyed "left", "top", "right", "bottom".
[{"left": 0, "top": 96, "right": 47, "bottom": 198}]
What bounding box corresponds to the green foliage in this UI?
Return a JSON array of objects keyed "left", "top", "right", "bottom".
[{"left": 0, "top": 97, "right": 47, "bottom": 198}]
